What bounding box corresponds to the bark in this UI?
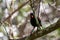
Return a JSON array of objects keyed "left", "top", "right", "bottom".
[{"left": 19, "top": 19, "right": 60, "bottom": 40}]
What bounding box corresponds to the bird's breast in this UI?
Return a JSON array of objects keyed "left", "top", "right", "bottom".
[{"left": 30, "top": 18, "right": 37, "bottom": 27}]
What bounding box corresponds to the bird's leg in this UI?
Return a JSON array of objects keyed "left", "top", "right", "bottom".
[
  {"left": 30, "top": 27, "right": 35, "bottom": 35},
  {"left": 37, "top": 27, "right": 40, "bottom": 31}
]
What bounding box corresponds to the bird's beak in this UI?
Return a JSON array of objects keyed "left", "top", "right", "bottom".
[{"left": 32, "top": 16, "right": 33, "bottom": 18}]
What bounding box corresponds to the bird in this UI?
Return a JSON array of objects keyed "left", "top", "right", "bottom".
[{"left": 30, "top": 13, "right": 42, "bottom": 34}]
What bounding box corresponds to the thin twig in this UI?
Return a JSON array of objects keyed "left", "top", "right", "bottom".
[{"left": 1, "top": 0, "right": 29, "bottom": 24}]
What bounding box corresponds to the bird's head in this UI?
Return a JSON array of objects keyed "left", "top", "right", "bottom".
[{"left": 30, "top": 13, "right": 34, "bottom": 18}]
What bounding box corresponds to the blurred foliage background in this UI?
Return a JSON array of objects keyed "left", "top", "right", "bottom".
[{"left": 0, "top": 0, "right": 60, "bottom": 40}]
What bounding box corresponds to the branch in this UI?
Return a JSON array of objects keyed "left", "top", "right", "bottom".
[
  {"left": 1, "top": 0, "right": 29, "bottom": 23},
  {"left": 19, "top": 18, "right": 60, "bottom": 40},
  {"left": 48, "top": 3, "right": 57, "bottom": 10}
]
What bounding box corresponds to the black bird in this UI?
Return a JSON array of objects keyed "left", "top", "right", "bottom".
[{"left": 30, "top": 13, "right": 42, "bottom": 34}]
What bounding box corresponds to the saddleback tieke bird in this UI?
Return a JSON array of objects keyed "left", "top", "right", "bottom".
[{"left": 30, "top": 13, "right": 42, "bottom": 34}]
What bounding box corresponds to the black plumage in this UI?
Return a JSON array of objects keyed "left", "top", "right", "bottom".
[
  {"left": 30, "top": 13, "right": 42, "bottom": 27},
  {"left": 30, "top": 13, "right": 42, "bottom": 34}
]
